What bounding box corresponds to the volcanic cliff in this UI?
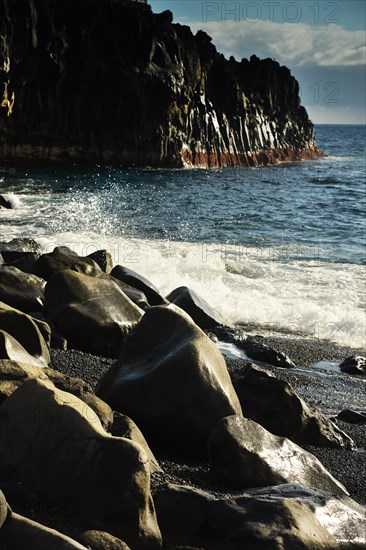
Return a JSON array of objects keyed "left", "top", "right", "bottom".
[{"left": 0, "top": 0, "right": 322, "bottom": 167}]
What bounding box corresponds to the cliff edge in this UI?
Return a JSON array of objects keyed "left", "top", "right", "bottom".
[{"left": 0, "top": 0, "right": 323, "bottom": 167}]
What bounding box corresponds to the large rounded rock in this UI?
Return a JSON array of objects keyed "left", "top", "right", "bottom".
[
  {"left": 154, "top": 483, "right": 339, "bottom": 549},
  {"left": 97, "top": 305, "right": 242, "bottom": 455},
  {"left": 208, "top": 415, "right": 348, "bottom": 495},
  {"left": 0, "top": 379, "right": 161, "bottom": 549},
  {"left": 0, "top": 302, "right": 50, "bottom": 366},
  {"left": 0, "top": 238, "right": 41, "bottom": 253},
  {"left": 45, "top": 269, "right": 143, "bottom": 357},
  {"left": 165, "top": 286, "right": 223, "bottom": 330},
  {"left": 0, "top": 490, "right": 8, "bottom": 528},
  {"left": 0, "top": 359, "right": 113, "bottom": 429},
  {"left": 232, "top": 363, "right": 354, "bottom": 449},
  {"left": 1, "top": 251, "right": 40, "bottom": 273},
  {"left": 77, "top": 530, "right": 130, "bottom": 549},
  {"left": 87, "top": 250, "right": 114, "bottom": 273},
  {"left": 339, "top": 355, "right": 366, "bottom": 375},
  {"left": 32, "top": 247, "right": 102, "bottom": 281},
  {"left": 111, "top": 265, "right": 165, "bottom": 306},
  {"left": 0, "top": 266, "right": 45, "bottom": 313}
]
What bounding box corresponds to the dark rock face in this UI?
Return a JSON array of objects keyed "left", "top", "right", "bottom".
[
  {"left": 0, "top": 1, "right": 321, "bottom": 167},
  {"left": 0, "top": 195, "right": 12, "bottom": 209},
  {"left": 166, "top": 286, "right": 223, "bottom": 330},
  {"left": 339, "top": 355, "right": 366, "bottom": 375}
]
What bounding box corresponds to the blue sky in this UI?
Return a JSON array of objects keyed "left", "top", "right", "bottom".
[{"left": 149, "top": 0, "right": 366, "bottom": 124}]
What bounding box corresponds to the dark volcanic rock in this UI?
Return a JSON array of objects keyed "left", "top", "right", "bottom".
[
  {"left": 339, "top": 355, "right": 366, "bottom": 375},
  {"left": 154, "top": 483, "right": 339, "bottom": 549},
  {"left": 77, "top": 530, "right": 130, "bottom": 550},
  {"left": 111, "top": 265, "right": 165, "bottom": 306},
  {"left": 1, "top": 251, "right": 40, "bottom": 273},
  {"left": 87, "top": 250, "right": 114, "bottom": 274},
  {"left": 97, "top": 305, "right": 242, "bottom": 456},
  {"left": 0, "top": 1, "right": 321, "bottom": 167},
  {"left": 0, "top": 265, "right": 45, "bottom": 313},
  {"left": 32, "top": 247, "right": 101, "bottom": 281},
  {"left": 0, "top": 238, "right": 41, "bottom": 253},
  {"left": 166, "top": 286, "right": 223, "bottom": 330},
  {"left": 0, "top": 195, "right": 12, "bottom": 209},
  {"left": 337, "top": 410, "right": 366, "bottom": 424},
  {"left": 232, "top": 362, "right": 354, "bottom": 449},
  {"left": 208, "top": 415, "right": 348, "bottom": 494},
  {"left": 45, "top": 269, "right": 143, "bottom": 357},
  {"left": 0, "top": 379, "right": 162, "bottom": 549}
]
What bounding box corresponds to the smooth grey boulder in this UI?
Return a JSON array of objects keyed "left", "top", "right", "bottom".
[
  {"left": 240, "top": 338, "right": 296, "bottom": 368},
  {"left": 111, "top": 265, "right": 165, "bottom": 306},
  {"left": 87, "top": 250, "right": 114, "bottom": 273},
  {"left": 339, "top": 355, "right": 366, "bottom": 375},
  {"left": 232, "top": 363, "right": 354, "bottom": 449},
  {"left": 0, "top": 379, "right": 162, "bottom": 549},
  {"left": 1, "top": 251, "right": 40, "bottom": 273},
  {"left": 97, "top": 305, "right": 242, "bottom": 455},
  {"left": 45, "top": 269, "right": 143, "bottom": 357},
  {"left": 208, "top": 415, "right": 348, "bottom": 495},
  {"left": 0, "top": 265, "right": 45, "bottom": 313},
  {"left": 0, "top": 302, "right": 50, "bottom": 366},
  {"left": 77, "top": 530, "right": 131, "bottom": 549},
  {"left": 165, "top": 286, "right": 223, "bottom": 330},
  {"left": 32, "top": 246, "right": 102, "bottom": 281},
  {"left": 245, "top": 484, "right": 366, "bottom": 548},
  {"left": 154, "top": 483, "right": 339, "bottom": 550},
  {"left": 0, "top": 358, "right": 113, "bottom": 431}
]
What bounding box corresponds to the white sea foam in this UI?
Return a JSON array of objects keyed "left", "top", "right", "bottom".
[{"left": 37, "top": 232, "right": 366, "bottom": 350}]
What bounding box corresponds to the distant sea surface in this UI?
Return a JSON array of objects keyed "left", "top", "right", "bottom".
[{"left": 1, "top": 124, "right": 365, "bottom": 349}]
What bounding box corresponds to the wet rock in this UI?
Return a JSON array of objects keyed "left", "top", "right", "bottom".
[
  {"left": 154, "top": 483, "right": 338, "bottom": 549},
  {"left": 0, "top": 195, "right": 12, "bottom": 209},
  {"left": 0, "top": 238, "right": 41, "bottom": 253},
  {"left": 337, "top": 409, "right": 366, "bottom": 424},
  {"left": 111, "top": 265, "right": 165, "bottom": 306},
  {"left": 111, "top": 412, "right": 162, "bottom": 473},
  {"left": 32, "top": 247, "right": 101, "bottom": 281},
  {"left": 0, "top": 359, "right": 113, "bottom": 429},
  {"left": 45, "top": 269, "right": 143, "bottom": 357},
  {"left": 208, "top": 415, "right": 348, "bottom": 495},
  {"left": 0, "top": 489, "right": 7, "bottom": 528},
  {"left": 1, "top": 251, "right": 40, "bottom": 273},
  {"left": 97, "top": 305, "right": 242, "bottom": 456},
  {"left": 87, "top": 250, "right": 114, "bottom": 274},
  {"left": 165, "top": 286, "right": 223, "bottom": 330},
  {"left": 0, "top": 491, "right": 89, "bottom": 549},
  {"left": 232, "top": 362, "right": 354, "bottom": 449},
  {"left": 0, "top": 379, "right": 162, "bottom": 549},
  {"left": 0, "top": 302, "right": 50, "bottom": 366},
  {"left": 0, "top": 265, "right": 45, "bottom": 313},
  {"left": 240, "top": 338, "right": 296, "bottom": 368},
  {"left": 0, "top": 2, "right": 321, "bottom": 167},
  {"left": 245, "top": 484, "right": 366, "bottom": 547},
  {"left": 339, "top": 355, "right": 366, "bottom": 375},
  {"left": 77, "top": 530, "right": 131, "bottom": 550}
]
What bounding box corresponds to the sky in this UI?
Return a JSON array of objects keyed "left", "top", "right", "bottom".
[{"left": 149, "top": 0, "right": 366, "bottom": 124}]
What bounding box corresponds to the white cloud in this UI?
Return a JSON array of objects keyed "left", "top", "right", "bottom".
[{"left": 185, "top": 20, "right": 366, "bottom": 67}]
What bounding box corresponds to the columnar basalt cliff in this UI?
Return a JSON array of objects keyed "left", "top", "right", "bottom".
[{"left": 0, "top": 0, "right": 323, "bottom": 167}]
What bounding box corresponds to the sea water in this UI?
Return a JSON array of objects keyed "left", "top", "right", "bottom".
[{"left": 0, "top": 124, "right": 365, "bottom": 349}]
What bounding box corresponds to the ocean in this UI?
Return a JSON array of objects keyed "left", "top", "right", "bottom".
[{"left": 1, "top": 124, "right": 365, "bottom": 349}]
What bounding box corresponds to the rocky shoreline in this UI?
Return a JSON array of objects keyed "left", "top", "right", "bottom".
[
  {"left": 0, "top": 0, "right": 323, "bottom": 168},
  {"left": 0, "top": 239, "right": 365, "bottom": 549}
]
